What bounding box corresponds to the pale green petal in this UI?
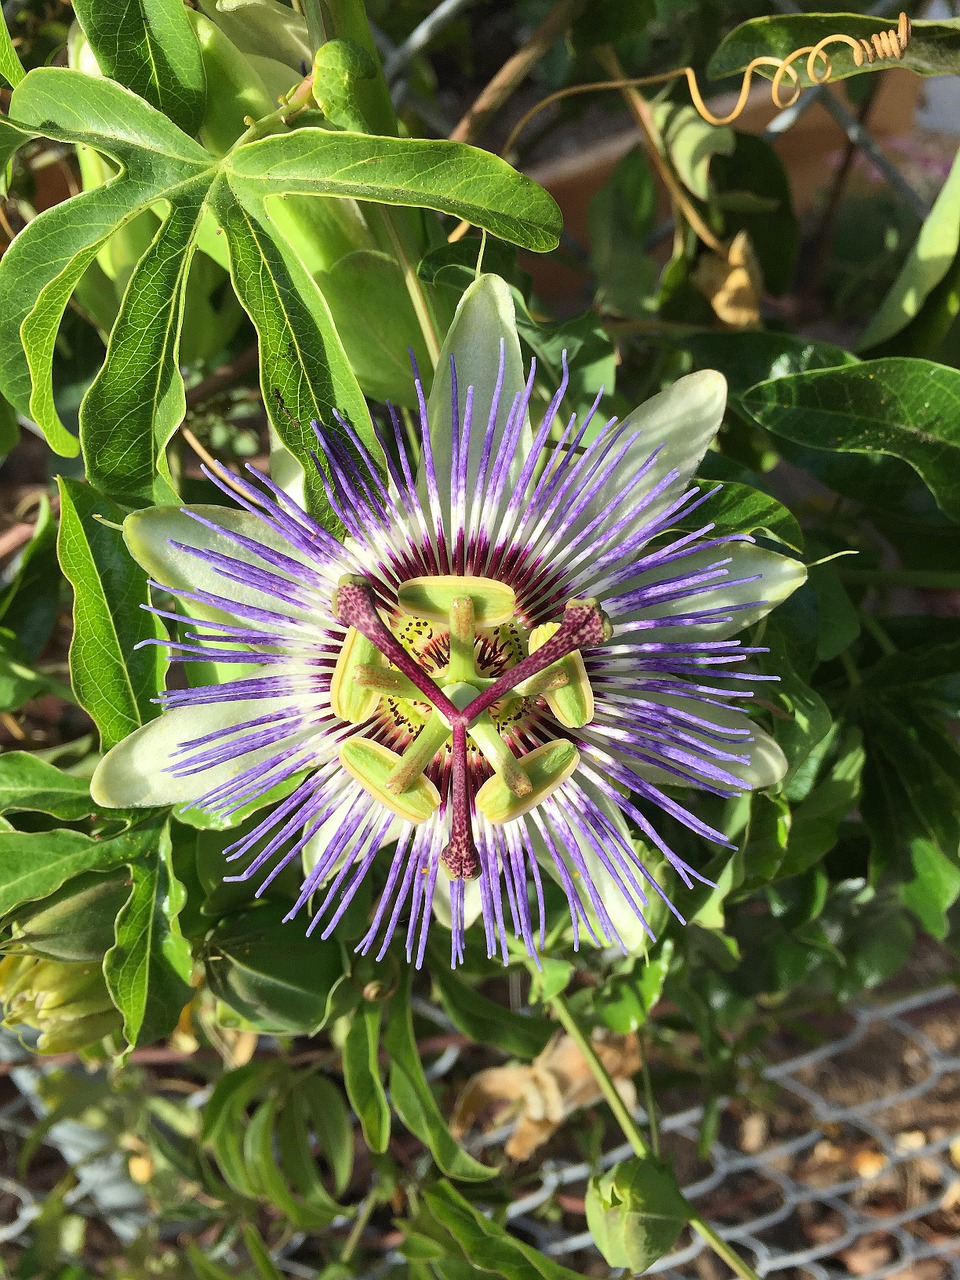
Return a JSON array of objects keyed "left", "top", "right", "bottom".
[
  {"left": 570, "top": 370, "right": 726, "bottom": 548},
  {"left": 91, "top": 693, "right": 311, "bottom": 808},
  {"left": 530, "top": 787, "right": 654, "bottom": 952},
  {"left": 124, "top": 504, "right": 323, "bottom": 626},
  {"left": 432, "top": 874, "right": 483, "bottom": 932},
  {"left": 590, "top": 694, "right": 787, "bottom": 791},
  {"left": 423, "top": 273, "right": 531, "bottom": 536},
  {"left": 614, "top": 543, "right": 806, "bottom": 641}
]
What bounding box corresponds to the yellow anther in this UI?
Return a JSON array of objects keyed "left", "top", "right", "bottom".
[
  {"left": 331, "top": 626, "right": 384, "bottom": 723},
  {"left": 398, "top": 574, "right": 516, "bottom": 627},
  {"left": 528, "top": 623, "right": 595, "bottom": 728},
  {"left": 476, "top": 740, "right": 580, "bottom": 824},
  {"left": 339, "top": 738, "right": 440, "bottom": 823}
]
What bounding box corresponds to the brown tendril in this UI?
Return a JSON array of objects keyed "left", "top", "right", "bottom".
[{"left": 498, "top": 12, "right": 912, "bottom": 156}]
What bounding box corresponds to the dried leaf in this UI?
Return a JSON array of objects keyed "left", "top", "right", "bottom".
[
  {"left": 452, "top": 1030, "right": 641, "bottom": 1161},
  {"left": 691, "top": 230, "right": 762, "bottom": 329}
]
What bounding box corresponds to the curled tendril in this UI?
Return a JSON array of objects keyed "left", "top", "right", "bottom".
[{"left": 499, "top": 12, "right": 912, "bottom": 153}]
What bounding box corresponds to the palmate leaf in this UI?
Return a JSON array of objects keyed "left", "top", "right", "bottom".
[
  {"left": 73, "top": 0, "right": 206, "bottom": 135},
  {"left": 0, "top": 67, "right": 561, "bottom": 518}
]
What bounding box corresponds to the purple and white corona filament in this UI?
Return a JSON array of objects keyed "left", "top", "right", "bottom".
[{"left": 91, "top": 277, "right": 805, "bottom": 966}]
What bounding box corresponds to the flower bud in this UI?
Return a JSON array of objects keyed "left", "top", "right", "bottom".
[{"left": 0, "top": 954, "right": 120, "bottom": 1055}]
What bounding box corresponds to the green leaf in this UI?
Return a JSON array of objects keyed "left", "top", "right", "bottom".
[
  {"left": 762, "top": 624, "right": 832, "bottom": 779},
  {"left": 298, "top": 1074, "right": 353, "bottom": 1198},
  {"left": 73, "top": 0, "right": 206, "bottom": 135},
  {"left": 5, "top": 869, "right": 129, "bottom": 962},
  {"left": 204, "top": 903, "right": 346, "bottom": 1035},
  {"left": 595, "top": 941, "right": 673, "bottom": 1035},
  {"left": 207, "top": 176, "right": 375, "bottom": 521},
  {"left": 588, "top": 146, "right": 658, "bottom": 319},
  {"left": 738, "top": 359, "right": 960, "bottom": 523},
  {"left": 899, "top": 837, "right": 960, "bottom": 940},
  {"left": 710, "top": 134, "right": 797, "bottom": 295},
  {"left": 651, "top": 101, "right": 734, "bottom": 201},
  {"left": 0, "top": 815, "right": 168, "bottom": 917},
  {"left": 0, "top": 70, "right": 209, "bottom": 456},
  {"left": 0, "top": 494, "right": 60, "bottom": 658},
  {"left": 423, "top": 1181, "right": 585, "bottom": 1280},
  {"left": 57, "top": 478, "right": 166, "bottom": 750},
  {"left": 80, "top": 180, "right": 208, "bottom": 504},
  {"left": 0, "top": 628, "right": 57, "bottom": 711},
  {"left": 226, "top": 131, "right": 562, "bottom": 253},
  {"left": 709, "top": 14, "right": 960, "bottom": 86},
  {"left": 780, "top": 728, "right": 864, "bottom": 879},
  {"left": 384, "top": 970, "right": 497, "bottom": 1182},
  {"left": 683, "top": 474, "right": 802, "bottom": 551},
  {"left": 682, "top": 329, "right": 856, "bottom": 393},
  {"left": 430, "top": 958, "right": 554, "bottom": 1061},
  {"left": 860, "top": 148, "right": 960, "bottom": 354},
  {"left": 104, "top": 818, "right": 192, "bottom": 1053},
  {"left": 0, "top": 752, "right": 93, "bottom": 821},
  {"left": 0, "top": 11, "right": 24, "bottom": 86},
  {"left": 585, "top": 1157, "right": 689, "bottom": 1273},
  {"left": 342, "top": 999, "right": 391, "bottom": 1154},
  {"left": 241, "top": 1225, "right": 285, "bottom": 1280}
]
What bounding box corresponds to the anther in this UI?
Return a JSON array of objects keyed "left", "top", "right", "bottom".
[
  {"left": 340, "top": 737, "right": 440, "bottom": 823},
  {"left": 528, "top": 622, "right": 595, "bottom": 727},
  {"left": 334, "top": 576, "right": 461, "bottom": 724},
  {"left": 464, "top": 598, "right": 611, "bottom": 723},
  {"left": 476, "top": 740, "right": 580, "bottom": 824}
]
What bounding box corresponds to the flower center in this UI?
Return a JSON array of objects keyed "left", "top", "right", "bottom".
[{"left": 331, "top": 575, "right": 610, "bottom": 879}]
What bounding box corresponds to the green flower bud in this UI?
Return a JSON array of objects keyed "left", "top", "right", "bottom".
[
  {"left": 585, "top": 1157, "right": 689, "bottom": 1272},
  {"left": 0, "top": 954, "right": 120, "bottom": 1056}
]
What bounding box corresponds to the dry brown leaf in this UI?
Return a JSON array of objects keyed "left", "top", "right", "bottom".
[
  {"left": 451, "top": 1030, "right": 642, "bottom": 1161},
  {"left": 691, "top": 229, "right": 763, "bottom": 329}
]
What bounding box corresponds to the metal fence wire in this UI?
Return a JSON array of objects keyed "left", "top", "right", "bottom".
[
  {"left": 487, "top": 984, "right": 960, "bottom": 1279},
  {"left": 3, "top": 985, "right": 957, "bottom": 1278}
]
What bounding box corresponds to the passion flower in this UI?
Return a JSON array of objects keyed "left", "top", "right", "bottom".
[{"left": 91, "top": 276, "right": 805, "bottom": 966}]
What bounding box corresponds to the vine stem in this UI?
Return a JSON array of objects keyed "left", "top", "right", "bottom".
[
  {"left": 548, "top": 992, "right": 649, "bottom": 1158},
  {"left": 340, "top": 1187, "right": 379, "bottom": 1263},
  {"left": 593, "top": 45, "right": 725, "bottom": 255},
  {"left": 548, "top": 991, "right": 764, "bottom": 1280}
]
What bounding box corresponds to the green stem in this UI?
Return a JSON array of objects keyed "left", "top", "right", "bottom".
[
  {"left": 549, "top": 991, "right": 764, "bottom": 1280},
  {"left": 858, "top": 610, "right": 897, "bottom": 657},
  {"left": 548, "top": 993, "right": 649, "bottom": 1158},
  {"left": 840, "top": 567, "right": 960, "bottom": 590},
  {"left": 299, "top": 0, "right": 330, "bottom": 52},
  {"left": 369, "top": 206, "right": 442, "bottom": 368},
  {"left": 340, "top": 1187, "right": 378, "bottom": 1264},
  {"left": 639, "top": 1038, "right": 659, "bottom": 1158},
  {"left": 689, "top": 1213, "right": 763, "bottom": 1280},
  {"left": 839, "top": 648, "right": 861, "bottom": 689}
]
